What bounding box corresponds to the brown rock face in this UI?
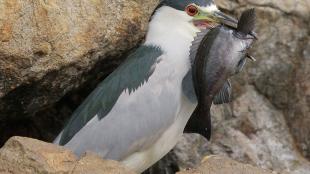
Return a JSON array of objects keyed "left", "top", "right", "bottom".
[
  {"left": 0, "top": 136, "right": 136, "bottom": 174},
  {"left": 214, "top": 0, "right": 310, "bottom": 160},
  {"left": 158, "top": 87, "right": 309, "bottom": 174},
  {"left": 0, "top": 0, "right": 159, "bottom": 119},
  {"left": 177, "top": 156, "right": 276, "bottom": 174}
]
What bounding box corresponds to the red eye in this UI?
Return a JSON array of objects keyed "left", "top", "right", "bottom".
[{"left": 186, "top": 5, "right": 198, "bottom": 16}]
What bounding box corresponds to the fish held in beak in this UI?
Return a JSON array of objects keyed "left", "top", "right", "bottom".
[{"left": 184, "top": 9, "right": 257, "bottom": 140}]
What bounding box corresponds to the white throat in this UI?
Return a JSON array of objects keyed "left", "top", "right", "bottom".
[{"left": 144, "top": 6, "right": 200, "bottom": 57}]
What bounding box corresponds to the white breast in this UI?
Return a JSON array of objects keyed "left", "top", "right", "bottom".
[{"left": 121, "top": 94, "right": 196, "bottom": 173}]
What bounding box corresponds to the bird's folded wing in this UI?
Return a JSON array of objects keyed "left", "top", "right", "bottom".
[{"left": 58, "top": 46, "right": 163, "bottom": 146}]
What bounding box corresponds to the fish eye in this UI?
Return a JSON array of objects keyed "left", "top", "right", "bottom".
[
  {"left": 185, "top": 4, "right": 198, "bottom": 16},
  {"left": 239, "top": 44, "right": 251, "bottom": 53}
]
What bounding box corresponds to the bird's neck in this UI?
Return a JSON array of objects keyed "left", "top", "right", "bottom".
[{"left": 144, "top": 6, "right": 200, "bottom": 57}]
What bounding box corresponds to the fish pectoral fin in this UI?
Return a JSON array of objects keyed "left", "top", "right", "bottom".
[
  {"left": 236, "top": 58, "right": 247, "bottom": 73},
  {"left": 213, "top": 80, "right": 232, "bottom": 105}
]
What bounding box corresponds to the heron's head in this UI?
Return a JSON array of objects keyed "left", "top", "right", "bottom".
[{"left": 160, "top": 0, "right": 238, "bottom": 30}]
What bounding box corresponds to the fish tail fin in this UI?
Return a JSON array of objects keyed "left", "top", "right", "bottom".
[
  {"left": 237, "top": 8, "right": 256, "bottom": 35},
  {"left": 184, "top": 105, "right": 212, "bottom": 140},
  {"left": 206, "top": 110, "right": 212, "bottom": 140}
]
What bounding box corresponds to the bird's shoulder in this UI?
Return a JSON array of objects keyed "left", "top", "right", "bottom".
[{"left": 58, "top": 45, "right": 163, "bottom": 145}]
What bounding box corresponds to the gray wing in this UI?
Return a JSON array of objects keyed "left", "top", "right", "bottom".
[{"left": 58, "top": 46, "right": 163, "bottom": 146}]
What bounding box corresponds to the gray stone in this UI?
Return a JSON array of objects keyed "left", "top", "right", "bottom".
[
  {"left": 172, "top": 87, "right": 310, "bottom": 174},
  {"left": 215, "top": 0, "right": 310, "bottom": 159}
]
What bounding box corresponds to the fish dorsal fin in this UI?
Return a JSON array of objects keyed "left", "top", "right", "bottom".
[
  {"left": 213, "top": 80, "right": 232, "bottom": 105},
  {"left": 190, "top": 29, "right": 209, "bottom": 65},
  {"left": 237, "top": 8, "right": 256, "bottom": 35}
]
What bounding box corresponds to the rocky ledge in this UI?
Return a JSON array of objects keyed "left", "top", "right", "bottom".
[
  {"left": 0, "top": 136, "right": 135, "bottom": 174},
  {"left": 0, "top": 136, "right": 279, "bottom": 174}
]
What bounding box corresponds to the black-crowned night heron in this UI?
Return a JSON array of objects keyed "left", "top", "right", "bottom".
[{"left": 54, "top": 0, "right": 245, "bottom": 173}]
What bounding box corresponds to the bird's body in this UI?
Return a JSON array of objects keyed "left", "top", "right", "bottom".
[
  {"left": 54, "top": 6, "right": 200, "bottom": 172},
  {"left": 121, "top": 7, "right": 199, "bottom": 171},
  {"left": 54, "top": 1, "right": 244, "bottom": 173}
]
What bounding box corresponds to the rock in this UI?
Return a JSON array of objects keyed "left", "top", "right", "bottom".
[
  {"left": 0, "top": 0, "right": 159, "bottom": 120},
  {"left": 143, "top": 151, "right": 181, "bottom": 174},
  {"left": 0, "top": 136, "right": 77, "bottom": 173},
  {"left": 0, "top": 136, "right": 136, "bottom": 174},
  {"left": 73, "top": 152, "right": 136, "bottom": 174},
  {"left": 177, "top": 156, "right": 276, "bottom": 174},
  {"left": 214, "top": 0, "right": 310, "bottom": 160},
  {"left": 172, "top": 87, "right": 310, "bottom": 174}
]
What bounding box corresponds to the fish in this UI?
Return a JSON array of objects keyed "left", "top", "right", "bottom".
[{"left": 184, "top": 9, "right": 257, "bottom": 140}]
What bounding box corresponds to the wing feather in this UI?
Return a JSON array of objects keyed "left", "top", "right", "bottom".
[{"left": 58, "top": 46, "right": 163, "bottom": 145}]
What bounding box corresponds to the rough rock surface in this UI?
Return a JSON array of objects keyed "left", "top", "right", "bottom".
[
  {"left": 171, "top": 87, "right": 310, "bottom": 174},
  {"left": 177, "top": 156, "right": 276, "bottom": 174},
  {"left": 215, "top": 0, "right": 310, "bottom": 160},
  {"left": 0, "top": 0, "right": 159, "bottom": 120},
  {"left": 0, "top": 136, "right": 136, "bottom": 174}
]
